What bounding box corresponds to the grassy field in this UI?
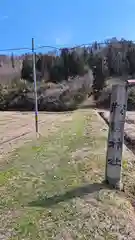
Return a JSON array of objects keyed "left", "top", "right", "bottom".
[{"left": 0, "top": 110, "right": 135, "bottom": 239}]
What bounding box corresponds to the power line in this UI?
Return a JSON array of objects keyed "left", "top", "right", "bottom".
[
  {"left": 35, "top": 45, "right": 60, "bottom": 50},
  {"left": 0, "top": 40, "right": 135, "bottom": 53},
  {"left": 0, "top": 47, "right": 31, "bottom": 52}
]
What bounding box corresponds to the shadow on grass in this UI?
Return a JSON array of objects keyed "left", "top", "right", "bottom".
[{"left": 28, "top": 182, "right": 109, "bottom": 208}]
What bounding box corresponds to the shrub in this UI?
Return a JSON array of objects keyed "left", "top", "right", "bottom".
[
  {"left": 0, "top": 70, "right": 93, "bottom": 111},
  {"left": 127, "top": 87, "right": 135, "bottom": 110},
  {"left": 96, "top": 85, "right": 135, "bottom": 110}
]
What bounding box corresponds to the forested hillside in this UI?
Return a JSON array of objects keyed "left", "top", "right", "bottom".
[{"left": 0, "top": 37, "right": 135, "bottom": 111}]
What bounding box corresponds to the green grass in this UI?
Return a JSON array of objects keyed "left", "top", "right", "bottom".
[
  {"left": 0, "top": 110, "right": 135, "bottom": 239},
  {"left": 0, "top": 168, "right": 18, "bottom": 185}
]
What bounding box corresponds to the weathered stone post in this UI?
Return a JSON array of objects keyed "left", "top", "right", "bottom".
[{"left": 105, "top": 84, "right": 128, "bottom": 189}]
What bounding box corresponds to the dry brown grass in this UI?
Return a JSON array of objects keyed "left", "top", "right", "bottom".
[
  {"left": 0, "top": 109, "right": 135, "bottom": 239},
  {"left": 0, "top": 111, "right": 73, "bottom": 161}
]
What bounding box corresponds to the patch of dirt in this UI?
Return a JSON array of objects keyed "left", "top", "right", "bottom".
[
  {"left": 0, "top": 209, "right": 21, "bottom": 240},
  {"left": 0, "top": 111, "right": 73, "bottom": 160},
  {"left": 55, "top": 230, "right": 74, "bottom": 240},
  {"left": 71, "top": 147, "right": 91, "bottom": 162},
  {"left": 75, "top": 194, "right": 135, "bottom": 239}
]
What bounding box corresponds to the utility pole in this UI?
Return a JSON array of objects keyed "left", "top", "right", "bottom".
[{"left": 32, "top": 38, "right": 38, "bottom": 134}]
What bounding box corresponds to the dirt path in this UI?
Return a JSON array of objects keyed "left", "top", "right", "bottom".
[{"left": 0, "top": 111, "right": 72, "bottom": 160}]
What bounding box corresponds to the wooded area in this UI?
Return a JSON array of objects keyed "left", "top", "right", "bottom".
[{"left": 0, "top": 38, "right": 135, "bottom": 111}]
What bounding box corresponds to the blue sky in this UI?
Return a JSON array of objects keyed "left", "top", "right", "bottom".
[{"left": 0, "top": 0, "right": 135, "bottom": 54}]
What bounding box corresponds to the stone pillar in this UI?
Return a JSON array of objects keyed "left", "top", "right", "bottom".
[{"left": 105, "top": 84, "right": 127, "bottom": 188}]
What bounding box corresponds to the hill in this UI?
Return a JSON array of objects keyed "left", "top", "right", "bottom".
[{"left": 1, "top": 37, "right": 135, "bottom": 111}]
